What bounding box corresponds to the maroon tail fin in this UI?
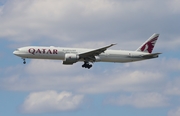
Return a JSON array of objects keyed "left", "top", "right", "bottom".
[{"left": 136, "top": 34, "right": 159, "bottom": 53}]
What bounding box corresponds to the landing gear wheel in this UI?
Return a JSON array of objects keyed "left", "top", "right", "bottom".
[
  {"left": 87, "top": 64, "right": 92, "bottom": 69},
  {"left": 23, "top": 59, "right": 26, "bottom": 64},
  {"left": 82, "top": 62, "right": 92, "bottom": 69}
]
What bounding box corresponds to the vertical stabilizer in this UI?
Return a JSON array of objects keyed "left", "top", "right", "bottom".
[{"left": 136, "top": 33, "right": 159, "bottom": 53}]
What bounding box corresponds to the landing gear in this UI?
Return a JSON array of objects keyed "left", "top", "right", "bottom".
[
  {"left": 82, "top": 62, "right": 92, "bottom": 69},
  {"left": 23, "top": 58, "right": 26, "bottom": 64}
]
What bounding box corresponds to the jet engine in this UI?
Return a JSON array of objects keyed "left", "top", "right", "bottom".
[
  {"left": 63, "top": 54, "right": 79, "bottom": 65},
  {"left": 94, "top": 56, "right": 101, "bottom": 62}
]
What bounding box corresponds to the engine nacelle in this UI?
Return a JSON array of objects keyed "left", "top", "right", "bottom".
[
  {"left": 94, "top": 56, "right": 101, "bottom": 62},
  {"left": 63, "top": 54, "right": 79, "bottom": 65}
]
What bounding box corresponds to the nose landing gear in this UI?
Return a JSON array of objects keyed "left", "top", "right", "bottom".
[
  {"left": 82, "top": 62, "right": 92, "bottom": 69},
  {"left": 23, "top": 58, "right": 26, "bottom": 64}
]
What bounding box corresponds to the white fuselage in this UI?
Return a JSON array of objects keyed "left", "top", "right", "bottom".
[{"left": 13, "top": 46, "right": 152, "bottom": 63}]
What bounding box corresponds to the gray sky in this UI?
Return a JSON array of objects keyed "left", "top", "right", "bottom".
[{"left": 0, "top": 0, "right": 180, "bottom": 116}]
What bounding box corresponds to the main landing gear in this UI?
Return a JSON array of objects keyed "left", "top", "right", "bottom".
[
  {"left": 23, "top": 58, "right": 26, "bottom": 64},
  {"left": 82, "top": 62, "right": 92, "bottom": 69}
]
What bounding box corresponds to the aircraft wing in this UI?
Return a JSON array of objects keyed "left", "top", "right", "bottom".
[{"left": 79, "top": 44, "right": 116, "bottom": 58}]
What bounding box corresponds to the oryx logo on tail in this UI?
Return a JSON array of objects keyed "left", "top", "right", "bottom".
[{"left": 136, "top": 33, "right": 159, "bottom": 53}]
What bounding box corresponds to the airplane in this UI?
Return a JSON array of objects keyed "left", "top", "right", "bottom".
[{"left": 13, "top": 33, "right": 161, "bottom": 69}]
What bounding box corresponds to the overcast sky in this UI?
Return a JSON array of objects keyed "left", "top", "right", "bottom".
[{"left": 0, "top": 0, "right": 180, "bottom": 116}]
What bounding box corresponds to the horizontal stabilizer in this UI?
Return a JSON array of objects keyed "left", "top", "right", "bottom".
[{"left": 142, "top": 53, "right": 161, "bottom": 58}]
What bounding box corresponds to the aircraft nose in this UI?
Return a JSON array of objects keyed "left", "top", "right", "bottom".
[{"left": 13, "top": 51, "right": 18, "bottom": 55}]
